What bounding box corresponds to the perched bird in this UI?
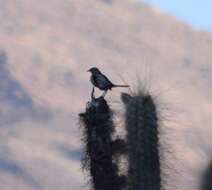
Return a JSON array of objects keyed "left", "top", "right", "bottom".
[{"left": 87, "top": 67, "right": 129, "bottom": 96}]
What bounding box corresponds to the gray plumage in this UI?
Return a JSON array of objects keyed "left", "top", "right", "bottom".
[{"left": 87, "top": 67, "right": 129, "bottom": 96}]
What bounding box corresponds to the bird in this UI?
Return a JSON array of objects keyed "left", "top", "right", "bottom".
[{"left": 87, "top": 67, "right": 129, "bottom": 97}]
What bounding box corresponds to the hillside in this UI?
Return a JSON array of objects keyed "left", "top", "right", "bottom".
[{"left": 0, "top": 0, "right": 212, "bottom": 189}]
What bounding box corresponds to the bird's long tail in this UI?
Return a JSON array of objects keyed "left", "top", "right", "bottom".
[{"left": 113, "top": 84, "right": 130, "bottom": 88}]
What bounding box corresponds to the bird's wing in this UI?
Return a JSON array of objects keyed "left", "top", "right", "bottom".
[
  {"left": 100, "top": 74, "right": 113, "bottom": 85},
  {"left": 95, "top": 74, "right": 113, "bottom": 89}
]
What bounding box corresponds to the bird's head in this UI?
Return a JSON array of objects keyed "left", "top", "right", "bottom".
[{"left": 87, "top": 67, "right": 101, "bottom": 74}]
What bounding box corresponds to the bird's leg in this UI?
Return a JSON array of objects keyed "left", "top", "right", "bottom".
[
  {"left": 91, "top": 86, "right": 95, "bottom": 99},
  {"left": 102, "top": 90, "right": 107, "bottom": 98}
]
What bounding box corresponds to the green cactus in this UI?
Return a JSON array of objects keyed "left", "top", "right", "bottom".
[
  {"left": 122, "top": 92, "right": 161, "bottom": 190},
  {"left": 79, "top": 95, "right": 126, "bottom": 190}
]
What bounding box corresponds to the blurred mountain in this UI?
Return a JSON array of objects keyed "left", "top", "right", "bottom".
[{"left": 0, "top": 0, "right": 212, "bottom": 189}]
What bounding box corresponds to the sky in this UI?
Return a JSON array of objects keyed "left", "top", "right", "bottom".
[{"left": 141, "top": 0, "right": 212, "bottom": 31}]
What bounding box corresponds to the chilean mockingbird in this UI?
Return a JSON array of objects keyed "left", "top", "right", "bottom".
[{"left": 87, "top": 67, "right": 129, "bottom": 97}]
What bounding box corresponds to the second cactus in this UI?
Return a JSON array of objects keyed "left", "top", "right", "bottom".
[{"left": 122, "top": 92, "right": 161, "bottom": 190}]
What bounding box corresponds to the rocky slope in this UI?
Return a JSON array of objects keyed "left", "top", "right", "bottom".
[{"left": 0, "top": 0, "right": 212, "bottom": 189}]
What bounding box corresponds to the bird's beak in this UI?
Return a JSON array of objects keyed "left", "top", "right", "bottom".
[{"left": 87, "top": 69, "right": 90, "bottom": 72}]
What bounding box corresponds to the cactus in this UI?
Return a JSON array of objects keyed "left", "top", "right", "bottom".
[
  {"left": 201, "top": 162, "right": 212, "bottom": 190},
  {"left": 122, "top": 92, "right": 161, "bottom": 190},
  {"left": 79, "top": 94, "right": 126, "bottom": 190}
]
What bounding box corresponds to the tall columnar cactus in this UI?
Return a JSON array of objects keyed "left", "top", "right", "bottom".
[
  {"left": 201, "top": 162, "right": 212, "bottom": 190},
  {"left": 122, "top": 92, "right": 161, "bottom": 190},
  {"left": 79, "top": 95, "right": 126, "bottom": 190}
]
